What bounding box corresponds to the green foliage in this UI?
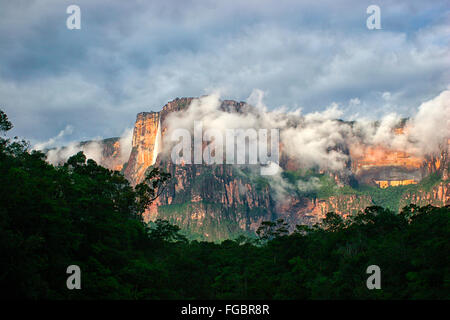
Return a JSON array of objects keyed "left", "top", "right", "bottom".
[
  {"left": 0, "top": 109, "right": 12, "bottom": 133},
  {"left": 0, "top": 109, "right": 448, "bottom": 300},
  {"left": 148, "top": 219, "right": 187, "bottom": 243},
  {"left": 357, "top": 173, "right": 444, "bottom": 212},
  {"left": 0, "top": 110, "right": 172, "bottom": 299},
  {"left": 256, "top": 219, "right": 289, "bottom": 242},
  {"left": 282, "top": 168, "right": 446, "bottom": 214},
  {"left": 282, "top": 167, "right": 445, "bottom": 214},
  {"left": 157, "top": 201, "right": 262, "bottom": 241},
  {"left": 315, "top": 174, "right": 341, "bottom": 198},
  {"left": 253, "top": 176, "right": 270, "bottom": 191},
  {"left": 281, "top": 169, "right": 362, "bottom": 199},
  {"left": 135, "top": 167, "right": 171, "bottom": 216},
  {"left": 358, "top": 185, "right": 412, "bottom": 212},
  {"left": 418, "top": 172, "right": 442, "bottom": 191}
]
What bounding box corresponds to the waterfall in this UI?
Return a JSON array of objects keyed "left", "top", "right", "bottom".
[{"left": 151, "top": 118, "right": 161, "bottom": 166}]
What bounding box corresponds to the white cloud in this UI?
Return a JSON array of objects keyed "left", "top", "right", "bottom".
[
  {"left": 0, "top": 0, "right": 448, "bottom": 146},
  {"left": 33, "top": 125, "right": 74, "bottom": 150},
  {"left": 162, "top": 89, "right": 449, "bottom": 202}
]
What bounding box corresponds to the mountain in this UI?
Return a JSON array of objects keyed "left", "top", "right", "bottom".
[
  {"left": 67, "top": 97, "right": 450, "bottom": 241},
  {"left": 44, "top": 137, "right": 126, "bottom": 172}
]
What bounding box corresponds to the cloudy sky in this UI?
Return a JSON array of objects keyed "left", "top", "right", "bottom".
[{"left": 0, "top": 0, "right": 449, "bottom": 146}]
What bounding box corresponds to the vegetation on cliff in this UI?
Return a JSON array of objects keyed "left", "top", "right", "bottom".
[
  {"left": 0, "top": 109, "right": 448, "bottom": 299},
  {"left": 282, "top": 168, "right": 448, "bottom": 213}
]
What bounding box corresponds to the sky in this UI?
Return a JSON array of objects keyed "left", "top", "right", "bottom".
[{"left": 0, "top": 0, "right": 449, "bottom": 146}]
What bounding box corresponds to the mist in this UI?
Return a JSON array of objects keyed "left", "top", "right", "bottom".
[{"left": 162, "top": 89, "right": 450, "bottom": 202}]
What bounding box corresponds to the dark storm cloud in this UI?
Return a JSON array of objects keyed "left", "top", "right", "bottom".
[{"left": 0, "top": 0, "right": 448, "bottom": 146}]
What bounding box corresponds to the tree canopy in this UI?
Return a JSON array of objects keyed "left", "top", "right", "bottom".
[{"left": 0, "top": 109, "right": 448, "bottom": 299}]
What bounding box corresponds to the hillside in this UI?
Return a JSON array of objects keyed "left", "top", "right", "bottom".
[{"left": 52, "top": 97, "right": 447, "bottom": 241}]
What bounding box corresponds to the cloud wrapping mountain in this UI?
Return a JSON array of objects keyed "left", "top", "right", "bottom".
[{"left": 0, "top": 0, "right": 448, "bottom": 145}]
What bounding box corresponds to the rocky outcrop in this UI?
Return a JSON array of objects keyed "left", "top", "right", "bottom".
[
  {"left": 96, "top": 137, "right": 125, "bottom": 171},
  {"left": 350, "top": 143, "right": 424, "bottom": 187},
  {"left": 310, "top": 195, "right": 374, "bottom": 220},
  {"left": 124, "top": 112, "right": 161, "bottom": 186},
  {"left": 134, "top": 98, "right": 273, "bottom": 240},
  {"left": 274, "top": 194, "right": 372, "bottom": 228},
  {"left": 117, "top": 98, "right": 449, "bottom": 240},
  {"left": 143, "top": 164, "right": 274, "bottom": 240},
  {"left": 423, "top": 140, "right": 449, "bottom": 178},
  {"left": 400, "top": 182, "right": 450, "bottom": 208},
  {"left": 45, "top": 137, "right": 127, "bottom": 171},
  {"left": 349, "top": 135, "right": 449, "bottom": 188}
]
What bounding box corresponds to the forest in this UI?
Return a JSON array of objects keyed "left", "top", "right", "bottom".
[{"left": 0, "top": 109, "right": 448, "bottom": 299}]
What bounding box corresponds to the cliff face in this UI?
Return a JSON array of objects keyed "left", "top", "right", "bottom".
[
  {"left": 120, "top": 97, "right": 449, "bottom": 241},
  {"left": 400, "top": 182, "right": 449, "bottom": 208},
  {"left": 423, "top": 141, "right": 449, "bottom": 178},
  {"left": 143, "top": 163, "right": 273, "bottom": 240},
  {"left": 274, "top": 194, "right": 373, "bottom": 228},
  {"left": 123, "top": 112, "right": 161, "bottom": 186},
  {"left": 97, "top": 137, "right": 125, "bottom": 171},
  {"left": 45, "top": 137, "right": 128, "bottom": 171},
  {"left": 350, "top": 142, "right": 424, "bottom": 188},
  {"left": 126, "top": 99, "right": 274, "bottom": 240}
]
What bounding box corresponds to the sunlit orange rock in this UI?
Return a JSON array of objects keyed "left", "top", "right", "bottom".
[{"left": 124, "top": 112, "right": 161, "bottom": 185}]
